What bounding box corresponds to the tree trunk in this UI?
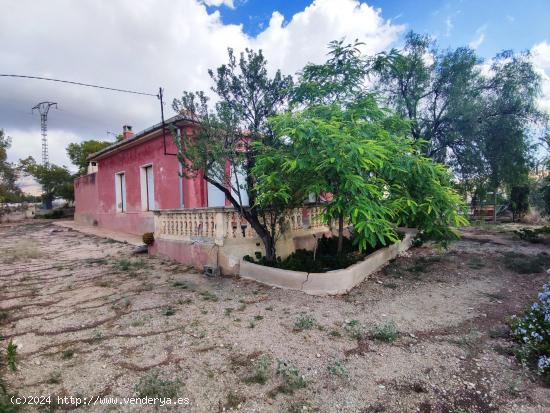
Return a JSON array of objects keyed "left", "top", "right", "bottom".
[
  {"left": 202, "top": 174, "right": 278, "bottom": 263},
  {"left": 337, "top": 212, "right": 344, "bottom": 256}
]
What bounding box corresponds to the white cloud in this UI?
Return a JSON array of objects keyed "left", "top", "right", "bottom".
[
  {"left": 530, "top": 41, "right": 550, "bottom": 115},
  {"left": 201, "top": 0, "right": 235, "bottom": 9},
  {"left": 469, "top": 33, "right": 485, "bottom": 50},
  {"left": 445, "top": 18, "right": 453, "bottom": 37},
  {"left": 0, "top": 0, "right": 403, "bottom": 170}
]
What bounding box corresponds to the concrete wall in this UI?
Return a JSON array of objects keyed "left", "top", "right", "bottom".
[
  {"left": 0, "top": 204, "right": 37, "bottom": 223},
  {"left": 239, "top": 228, "right": 418, "bottom": 296}
]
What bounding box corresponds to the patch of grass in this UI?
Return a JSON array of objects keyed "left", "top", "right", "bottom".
[
  {"left": 223, "top": 390, "right": 245, "bottom": 410},
  {"left": 91, "top": 330, "right": 104, "bottom": 343},
  {"left": 0, "top": 311, "right": 9, "bottom": 324},
  {"left": 61, "top": 349, "right": 75, "bottom": 360},
  {"left": 0, "top": 377, "right": 20, "bottom": 413},
  {"left": 502, "top": 252, "right": 550, "bottom": 274},
  {"left": 483, "top": 292, "right": 505, "bottom": 302},
  {"left": 450, "top": 330, "right": 482, "bottom": 352},
  {"left": 371, "top": 321, "right": 399, "bottom": 343},
  {"left": 253, "top": 315, "right": 264, "bottom": 321},
  {"left": 344, "top": 320, "right": 364, "bottom": 339},
  {"left": 244, "top": 354, "right": 271, "bottom": 385},
  {"left": 199, "top": 291, "right": 218, "bottom": 302},
  {"left": 179, "top": 298, "right": 193, "bottom": 305},
  {"left": 493, "top": 344, "right": 516, "bottom": 357},
  {"left": 327, "top": 358, "right": 349, "bottom": 378},
  {"left": 112, "top": 258, "right": 147, "bottom": 273},
  {"left": 488, "top": 325, "right": 509, "bottom": 339},
  {"left": 6, "top": 340, "right": 18, "bottom": 372},
  {"left": 383, "top": 282, "right": 398, "bottom": 289},
  {"left": 172, "top": 280, "right": 189, "bottom": 289},
  {"left": 293, "top": 314, "right": 316, "bottom": 331},
  {"left": 276, "top": 359, "right": 306, "bottom": 393},
  {"left": 134, "top": 370, "right": 181, "bottom": 399},
  {"left": 224, "top": 308, "right": 234, "bottom": 317},
  {"left": 161, "top": 306, "right": 176, "bottom": 316},
  {"left": 329, "top": 330, "right": 342, "bottom": 338},
  {"left": 47, "top": 371, "right": 62, "bottom": 384},
  {"left": 248, "top": 321, "right": 256, "bottom": 329}
]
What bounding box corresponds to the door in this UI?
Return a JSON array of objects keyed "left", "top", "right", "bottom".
[{"left": 145, "top": 165, "right": 154, "bottom": 210}]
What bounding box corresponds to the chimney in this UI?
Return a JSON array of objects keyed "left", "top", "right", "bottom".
[{"left": 122, "top": 125, "right": 134, "bottom": 140}]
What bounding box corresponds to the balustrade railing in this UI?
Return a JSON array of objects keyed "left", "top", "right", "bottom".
[{"left": 154, "top": 205, "right": 328, "bottom": 245}]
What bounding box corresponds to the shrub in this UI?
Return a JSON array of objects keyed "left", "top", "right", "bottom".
[
  {"left": 293, "top": 314, "right": 316, "bottom": 331},
  {"left": 327, "top": 358, "right": 349, "bottom": 378},
  {"left": 244, "top": 354, "right": 271, "bottom": 385},
  {"left": 344, "top": 320, "right": 364, "bottom": 339},
  {"left": 6, "top": 340, "right": 17, "bottom": 372},
  {"left": 134, "top": 370, "right": 181, "bottom": 398},
  {"left": 276, "top": 359, "right": 306, "bottom": 393},
  {"left": 372, "top": 321, "right": 399, "bottom": 343},
  {"left": 502, "top": 252, "right": 550, "bottom": 274},
  {"left": 510, "top": 282, "right": 550, "bottom": 384}
]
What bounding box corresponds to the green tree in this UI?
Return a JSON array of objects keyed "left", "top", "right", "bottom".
[
  {"left": 262, "top": 96, "right": 467, "bottom": 254},
  {"left": 0, "top": 129, "right": 23, "bottom": 203},
  {"left": 172, "top": 48, "right": 296, "bottom": 263},
  {"left": 19, "top": 157, "right": 74, "bottom": 208},
  {"left": 370, "top": 32, "right": 542, "bottom": 199},
  {"left": 66, "top": 140, "right": 112, "bottom": 175}
]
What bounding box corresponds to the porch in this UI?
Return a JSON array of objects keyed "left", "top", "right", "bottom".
[{"left": 150, "top": 205, "right": 333, "bottom": 275}]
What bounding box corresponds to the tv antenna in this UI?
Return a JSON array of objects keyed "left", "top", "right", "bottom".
[{"left": 32, "top": 101, "right": 57, "bottom": 165}]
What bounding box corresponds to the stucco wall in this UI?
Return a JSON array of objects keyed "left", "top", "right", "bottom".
[{"left": 74, "top": 126, "right": 209, "bottom": 235}]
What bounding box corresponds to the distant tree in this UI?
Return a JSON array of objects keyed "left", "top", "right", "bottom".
[
  {"left": 19, "top": 157, "right": 74, "bottom": 208},
  {"left": 172, "top": 48, "right": 296, "bottom": 263},
  {"left": 369, "top": 31, "right": 543, "bottom": 197},
  {"left": 0, "top": 129, "right": 23, "bottom": 203},
  {"left": 66, "top": 140, "right": 112, "bottom": 175}
]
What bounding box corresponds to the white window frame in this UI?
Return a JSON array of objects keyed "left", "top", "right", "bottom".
[
  {"left": 115, "top": 172, "right": 126, "bottom": 213},
  {"left": 140, "top": 164, "right": 155, "bottom": 211}
]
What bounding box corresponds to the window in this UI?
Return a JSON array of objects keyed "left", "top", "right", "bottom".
[
  {"left": 115, "top": 172, "right": 126, "bottom": 212},
  {"left": 140, "top": 165, "right": 155, "bottom": 211}
]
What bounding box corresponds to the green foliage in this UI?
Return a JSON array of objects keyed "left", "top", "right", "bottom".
[
  {"left": 0, "top": 129, "right": 24, "bottom": 203},
  {"left": 0, "top": 377, "right": 20, "bottom": 413},
  {"left": 18, "top": 156, "right": 74, "bottom": 206},
  {"left": 371, "top": 321, "right": 399, "bottom": 342},
  {"left": 261, "top": 95, "right": 467, "bottom": 251},
  {"left": 6, "top": 340, "right": 17, "bottom": 372},
  {"left": 510, "top": 283, "right": 550, "bottom": 385},
  {"left": 514, "top": 226, "right": 550, "bottom": 243},
  {"left": 293, "top": 314, "right": 317, "bottom": 331},
  {"left": 327, "top": 358, "right": 349, "bottom": 378},
  {"left": 276, "top": 359, "right": 306, "bottom": 393},
  {"left": 244, "top": 354, "right": 271, "bottom": 385},
  {"left": 344, "top": 320, "right": 365, "bottom": 339},
  {"left": 134, "top": 370, "right": 181, "bottom": 398},
  {"left": 370, "top": 31, "right": 542, "bottom": 200},
  {"left": 172, "top": 48, "right": 295, "bottom": 263},
  {"left": 66, "top": 140, "right": 112, "bottom": 175}
]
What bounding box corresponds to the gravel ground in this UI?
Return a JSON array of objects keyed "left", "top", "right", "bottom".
[{"left": 1, "top": 220, "right": 549, "bottom": 412}]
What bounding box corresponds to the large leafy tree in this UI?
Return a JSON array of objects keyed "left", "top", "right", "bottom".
[
  {"left": 0, "top": 129, "right": 23, "bottom": 203},
  {"left": 172, "top": 48, "right": 296, "bottom": 263},
  {"left": 19, "top": 157, "right": 74, "bottom": 208},
  {"left": 66, "top": 140, "right": 112, "bottom": 175},
  {"left": 370, "top": 32, "right": 542, "bottom": 198}
]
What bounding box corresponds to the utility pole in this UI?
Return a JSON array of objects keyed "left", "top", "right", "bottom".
[{"left": 32, "top": 101, "right": 57, "bottom": 166}]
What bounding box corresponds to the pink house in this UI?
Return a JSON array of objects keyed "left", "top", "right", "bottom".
[{"left": 74, "top": 116, "right": 329, "bottom": 274}]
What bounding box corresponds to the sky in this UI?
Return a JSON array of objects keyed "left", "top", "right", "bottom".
[{"left": 1, "top": 0, "right": 549, "bottom": 192}]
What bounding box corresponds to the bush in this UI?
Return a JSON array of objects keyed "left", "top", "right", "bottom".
[
  {"left": 293, "top": 314, "right": 316, "bottom": 331},
  {"left": 134, "top": 370, "right": 181, "bottom": 398},
  {"left": 371, "top": 321, "right": 399, "bottom": 342},
  {"left": 510, "top": 186, "right": 530, "bottom": 222},
  {"left": 502, "top": 252, "right": 550, "bottom": 274},
  {"left": 510, "top": 282, "right": 550, "bottom": 384},
  {"left": 276, "top": 359, "right": 306, "bottom": 393}
]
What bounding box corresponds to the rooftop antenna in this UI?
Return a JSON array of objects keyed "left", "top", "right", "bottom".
[{"left": 32, "top": 101, "right": 57, "bottom": 165}]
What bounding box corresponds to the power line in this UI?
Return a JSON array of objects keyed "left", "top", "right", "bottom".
[{"left": 0, "top": 74, "right": 158, "bottom": 97}]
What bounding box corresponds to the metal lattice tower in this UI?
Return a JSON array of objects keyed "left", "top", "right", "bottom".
[{"left": 32, "top": 101, "right": 57, "bottom": 165}]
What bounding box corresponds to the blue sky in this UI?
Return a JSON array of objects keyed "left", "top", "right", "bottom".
[{"left": 210, "top": 0, "right": 550, "bottom": 60}]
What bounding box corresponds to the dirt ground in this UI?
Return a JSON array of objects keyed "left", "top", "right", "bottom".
[{"left": 1, "top": 221, "right": 549, "bottom": 413}]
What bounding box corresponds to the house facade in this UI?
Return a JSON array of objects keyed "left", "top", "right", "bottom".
[{"left": 74, "top": 116, "right": 332, "bottom": 274}]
